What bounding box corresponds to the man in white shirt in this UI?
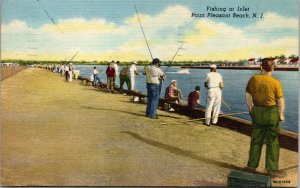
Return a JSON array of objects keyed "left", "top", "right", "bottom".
[
  {"left": 130, "top": 61, "right": 139, "bottom": 91},
  {"left": 92, "top": 66, "right": 101, "bottom": 86},
  {"left": 144, "top": 58, "right": 164, "bottom": 118},
  {"left": 114, "top": 61, "right": 119, "bottom": 77},
  {"left": 64, "top": 64, "right": 70, "bottom": 82},
  {"left": 68, "top": 63, "right": 73, "bottom": 82},
  {"left": 204, "top": 64, "right": 223, "bottom": 126}
]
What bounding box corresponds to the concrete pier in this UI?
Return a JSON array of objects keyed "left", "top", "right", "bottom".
[{"left": 1, "top": 68, "right": 298, "bottom": 186}]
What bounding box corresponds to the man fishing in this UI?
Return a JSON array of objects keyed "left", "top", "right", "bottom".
[
  {"left": 106, "top": 62, "right": 116, "bottom": 93},
  {"left": 92, "top": 66, "right": 101, "bottom": 86},
  {"left": 64, "top": 64, "right": 70, "bottom": 82},
  {"left": 165, "top": 80, "right": 182, "bottom": 104},
  {"left": 130, "top": 61, "right": 139, "bottom": 91},
  {"left": 145, "top": 58, "right": 164, "bottom": 119},
  {"left": 188, "top": 85, "right": 201, "bottom": 108},
  {"left": 204, "top": 64, "right": 223, "bottom": 126},
  {"left": 119, "top": 65, "right": 131, "bottom": 91},
  {"left": 245, "top": 58, "right": 286, "bottom": 178}
]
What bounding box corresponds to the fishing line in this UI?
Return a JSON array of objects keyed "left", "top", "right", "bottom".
[
  {"left": 134, "top": 3, "right": 153, "bottom": 60},
  {"left": 36, "top": 0, "right": 64, "bottom": 34}
]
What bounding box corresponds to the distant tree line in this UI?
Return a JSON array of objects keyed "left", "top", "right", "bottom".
[
  {"left": 1, "top": 54, "right": 298, "bottom": 66},
  {"left": 1, "top": 59, "right": 247, "bottom": 66}
]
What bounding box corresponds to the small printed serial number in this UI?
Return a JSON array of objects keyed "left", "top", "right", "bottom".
[{"left": 273, "top": 180, "right": 290, "bottom": 184}]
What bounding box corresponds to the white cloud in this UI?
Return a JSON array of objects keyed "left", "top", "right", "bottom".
[
  {"left": 1, "top": 6, "right": 298, "bottom": 61},
  {"left": 250, "top": 12, "right": 298, "bottom": 31},
  {"left": 41, "top": 18, "right": 125, "bottom": 33},
  {"left": 2, "top": 19, "right": 29, "bottom": 33}
]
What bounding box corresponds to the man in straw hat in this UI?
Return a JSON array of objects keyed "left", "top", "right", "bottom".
[
  {"left": 245, "top": 58, "right": 286, "bottom": 178},
  {"left": 144, "top": 58, "right": 164, "bottom": 118},
  {"left": 204, "top": 64, "right": 223, "bottom": 126}
]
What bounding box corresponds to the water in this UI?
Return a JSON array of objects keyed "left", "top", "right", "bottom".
[{"left": 77, "top": 65, "right": 298, "bottom": 133}]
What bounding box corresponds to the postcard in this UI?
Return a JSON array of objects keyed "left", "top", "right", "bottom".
[{"left": 1, "top": 0, "right": 298, "bottom": 187}]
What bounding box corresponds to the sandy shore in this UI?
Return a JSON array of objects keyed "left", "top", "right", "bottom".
[{"left": 1, "top": 68, "right": 298, "bottom": 186}]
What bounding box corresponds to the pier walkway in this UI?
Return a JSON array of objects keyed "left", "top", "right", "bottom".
[{"left": 1, "top": 68, "right": 298, "bottom": 186}]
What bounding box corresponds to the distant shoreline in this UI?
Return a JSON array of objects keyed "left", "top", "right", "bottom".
[{"left": 180, "top": 66, "right": 299, "bottom": 71}]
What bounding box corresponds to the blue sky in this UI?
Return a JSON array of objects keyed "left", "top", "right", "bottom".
[
  {"left": 1, "top": 0, "right": 299, "bottom": 61},
  {"left": 3, "top": 0, "right": 298, "bottom": 27}
]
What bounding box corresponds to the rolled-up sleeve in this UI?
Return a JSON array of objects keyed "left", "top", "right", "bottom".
[{"left": 275, "top": 80, "right": 284, "bottom": 99}]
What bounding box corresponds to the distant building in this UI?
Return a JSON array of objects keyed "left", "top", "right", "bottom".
[
  {"left": 1, "top": 62, "right": 15, "bottom": 67},
  {"left": 247, "top": 58, "right": 260, "bottom": 65},
  {"left": 289, "top": 58, "right": 299, "bottom": 66}
]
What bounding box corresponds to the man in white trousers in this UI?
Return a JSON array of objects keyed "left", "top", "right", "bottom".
[
  {"left": 114, "top": 61, "right": 119, "bottom": 77},
  {"left": 130, "top": 61, "right": 139, "bottom": 91},
  {"left": 204, "top": 64, "right": 223, "bottom": 126}
]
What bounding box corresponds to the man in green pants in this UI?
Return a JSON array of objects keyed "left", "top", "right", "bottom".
[{"left": 245, "top": 58, "right": 285, "bottom": 178}]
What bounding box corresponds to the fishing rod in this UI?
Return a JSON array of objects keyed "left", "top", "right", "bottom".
[
  {"left": 36, "top": 0, "right": 64, "bottom": 34},
  {"left": 222, "top": 99, "right": 232, "bottom": 111},
  {"left": 184, "top": 111, "right": 249, "bottom": 123},
  {"left": 163, "top": 42, "right": 185, "bottom": 73},
  {"left": 171, "top": 42, "right": 185, "bottom": 62},
  {"left": 160, "top": 111, "right": 249, "bottom": 125},
  {"left": 66, "top": 51, "right": 79, "bottom": 64},
  {"left": 134, "top": 3, "right": 153, "bottom": 60},
  {"left": 80, "top": 71, "right": 91, "bottom": 77}
]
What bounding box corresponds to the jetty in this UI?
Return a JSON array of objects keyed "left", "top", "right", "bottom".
[
  {"left": 1, "top": 68, "right": 298, "bottom": 186},
  {"left": 0, "top": 66, "right": 27, "bottom": 80}
]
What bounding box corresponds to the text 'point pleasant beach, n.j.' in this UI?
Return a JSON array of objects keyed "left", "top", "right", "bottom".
[{"left": 191, "top": 6, "right": 264, "bottom": 19}]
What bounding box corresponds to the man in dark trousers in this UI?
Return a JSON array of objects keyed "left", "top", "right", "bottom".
[
  {"left": 245, "top": 58, "right": 286, "bottom": 178},
  {"left": 119, "top": 65, "right": 131, "bottom": 91},
  {"left": 144, "top": 58, "right": 164, "bottom": 119}
]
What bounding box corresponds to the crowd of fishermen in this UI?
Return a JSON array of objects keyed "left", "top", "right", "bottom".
[
  {"left": 41, "top": 57, "right": 286, "bottom": 178},
  {"left": 143, "top": 57, "right": 286, "bottom": 178},
  {"left": 91, "top": 61, "right": 139, "bottom": 93},
  {"left": 39, "top": 63, "right": 80, "bottom": 82}
]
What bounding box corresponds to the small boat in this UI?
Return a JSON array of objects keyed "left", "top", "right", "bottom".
[
  {"left": 177, "top": 69, "right": 190, "bottom": 74},
  {"left": 165, "top": 68, "right": 190, "bottom": 74}
]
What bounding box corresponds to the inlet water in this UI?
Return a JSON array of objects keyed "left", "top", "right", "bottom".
[{"left": 77, "top": 65, "right": 298, "bottom": 133}]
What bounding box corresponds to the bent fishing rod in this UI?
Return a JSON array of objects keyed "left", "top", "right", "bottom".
[
  {"left": 163, "top": 42, "right": 185, "bottom": 74},
  {"left": 66, "top": 51, "right": 79, "bottom": 64}
]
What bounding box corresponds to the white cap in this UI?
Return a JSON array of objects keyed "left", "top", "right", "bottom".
[
  {"left": 133, "top": 61, "right": 137, "bottom": 64},
  {"left": 171, "top": 80, "right": 177, "bottom": 83},
  {"left": 210, "top": 64, "right": 217, "bottom": 69}
]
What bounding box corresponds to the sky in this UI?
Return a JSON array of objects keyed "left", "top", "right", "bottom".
[{"left": 1, "top": 0, "right": 299, "bottom": 61}]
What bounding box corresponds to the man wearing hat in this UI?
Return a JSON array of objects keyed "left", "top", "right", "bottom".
[
  {"left": 144, "top": 58, "right": 164, "bottom": 118},
  {"left": 204, "top": 64, "right": 223, "bottom": 126},
  {"left": 165, "top": 80, "right": 182, "bottom": 103},
  {"left": 68, "top": 63, "right": 74, "bottom": 82},
  {"left": 130, "top": 61, "right": 139, "bottom": 91},
  {"left": 245, "top": 58, "right": 286, "bottom": 178}
]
